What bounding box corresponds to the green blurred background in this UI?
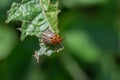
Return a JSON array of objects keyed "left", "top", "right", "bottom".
[{"left": 0, "top": 0, "right": 119, "bottom": 80}]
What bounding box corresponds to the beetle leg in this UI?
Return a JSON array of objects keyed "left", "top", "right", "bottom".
[{"left": 60, "top": 43, "right": 64, "bottom": 50}]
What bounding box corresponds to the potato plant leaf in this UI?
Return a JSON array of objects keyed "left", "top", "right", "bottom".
[{"left": 6, "top": 0, "right": 63, "bottom": 62}]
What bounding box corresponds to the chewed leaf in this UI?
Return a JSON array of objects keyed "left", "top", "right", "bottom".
[
  {"left": 6, "top": 0, "right": 60, "bottom": 40},
  {"left": 33, "top": 43, "right": 53, "bottom": 63},
  {"left": 6, "top": 0, "right": 41, "bottom": 23},
  {"left": 36, "top": 43, "right": 53, "bottom": 56},
  {"left": 6, "top": 0, "right": 63, "bottom": 62}
]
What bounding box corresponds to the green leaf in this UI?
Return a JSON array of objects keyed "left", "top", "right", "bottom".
[
  {"left": 65, "top": 30, "right": 101, "bottom": 63},
  {"left": 6, "top": 0, "right": 63, "bottom": 62},
  {"left": 0, "top": 24, "right": 17, "bottom": 60}
]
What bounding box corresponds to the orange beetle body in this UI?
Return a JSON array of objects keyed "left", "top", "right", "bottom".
[{"left": 41, "top": 29, "right": 62, "bottom": 45}]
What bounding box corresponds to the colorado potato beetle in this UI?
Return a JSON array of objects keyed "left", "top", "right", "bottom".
[
  {"left": 41, "top": 29, "right": 62, "bottom": 45},
  {"left": 41, "top": 29, "right": 64, "bottom": 52}
]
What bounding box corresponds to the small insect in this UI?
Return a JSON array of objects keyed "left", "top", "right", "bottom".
[
  {"left": 41, "top": 29, "right": 62, "bottom": 45},
  {"left": 41, "top": 29, "right": 64, "bottom": 51}
]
